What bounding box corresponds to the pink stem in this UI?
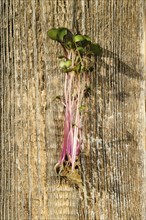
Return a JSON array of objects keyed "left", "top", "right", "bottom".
[{"left": 59, "top": 67, "right": 87, "bottom": 170}]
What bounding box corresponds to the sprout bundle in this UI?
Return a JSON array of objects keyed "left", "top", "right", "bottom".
[{"left": 48, "top": 27, "right": 102, "bottom": 171}]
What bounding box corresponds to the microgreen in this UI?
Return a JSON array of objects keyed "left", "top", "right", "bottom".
[{"left": 48, "top": 27, "right": 102, "bottom": 171}]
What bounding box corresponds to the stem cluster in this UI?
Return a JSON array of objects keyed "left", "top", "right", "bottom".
[
  {"left": 48, "top": 27, "right": 102, "bottom": 171},
  {"left": 59, "top": 51, "right": 86, "bottom": 170}
]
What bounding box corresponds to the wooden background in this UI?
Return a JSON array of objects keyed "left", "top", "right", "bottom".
[{"left": 0, "top": 0, "right": 145, "bottom": 219}]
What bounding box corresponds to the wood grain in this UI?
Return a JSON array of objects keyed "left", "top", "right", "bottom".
[{"left": 0, "top": 0, "right": 145, "bottom": 219}]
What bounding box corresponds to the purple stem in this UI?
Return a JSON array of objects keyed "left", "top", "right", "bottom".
[{"left": 58, "top": 64, "right": 87, "bottom": 170}]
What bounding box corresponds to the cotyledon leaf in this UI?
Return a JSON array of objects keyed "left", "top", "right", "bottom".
[
  {"left": 59, "top": 60, "right": 72, "bottom": 68},
  {"left": 48, "top": 27, "right": 73, "bottom": 43}
]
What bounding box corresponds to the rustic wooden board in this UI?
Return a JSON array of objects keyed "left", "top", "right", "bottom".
[{"left": 0, "top": 0, "right": 145, "bottom": 219}]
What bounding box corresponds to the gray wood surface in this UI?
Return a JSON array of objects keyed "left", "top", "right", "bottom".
[{"left": 0, "top": 0, "right": 145, "bottom": 219}]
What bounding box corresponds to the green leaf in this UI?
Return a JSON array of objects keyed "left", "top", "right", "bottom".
[
  {"left": 83, "top": 35, "right": 91, "bottom": 42},
  {"left": 73, "top": 35, "right": 85, "bottom": 43},
  {"left": 58, "top": 28, "right": 74, "bottom": 49},
  {"left": 65, "top": 40, "right": 75, "bottom": 49},
  {"left": 48, "top": 27, "right": 73, "bottom": 43},
  {"left": 90, "top": 43, "right": 102, "bottom": 55},
  {"left": 59, "top": 60, "right": 72, "bottom": 68},
  {"left": 62, "top": 67, "right": 68, "bottom": 73},
  {"left": 65, "top": 60, "right": 72, "bottom": 68},
  {"left": 59, "top": 61, "right": 66, "bottom": 68},
  {"left": 48, "top": 28, "right": 58, "bottom": 41},
  {"left": 73, "top": 35, "right": 91, "bottom": 49},
  {"left": 76, "top": 46, "right": 84, "bottom": 53},
  {"left": 73, "top": 34, "right": 91, "bottom": 43},
  {"left": 57, "top": 28, "right": 68, "bottom": 41}
]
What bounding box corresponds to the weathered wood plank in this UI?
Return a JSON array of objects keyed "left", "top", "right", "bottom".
[{"left": 0, "top": 0, "right": 145, "bottom": 219}]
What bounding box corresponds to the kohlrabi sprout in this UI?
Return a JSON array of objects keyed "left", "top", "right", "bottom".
[{"left": 48, "top": 27, "right": 102, "bottom": 172}]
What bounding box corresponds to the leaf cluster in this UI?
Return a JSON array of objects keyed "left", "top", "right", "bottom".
[{"left": 48, "top": 27, "right": 102, "bottom": 73}]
